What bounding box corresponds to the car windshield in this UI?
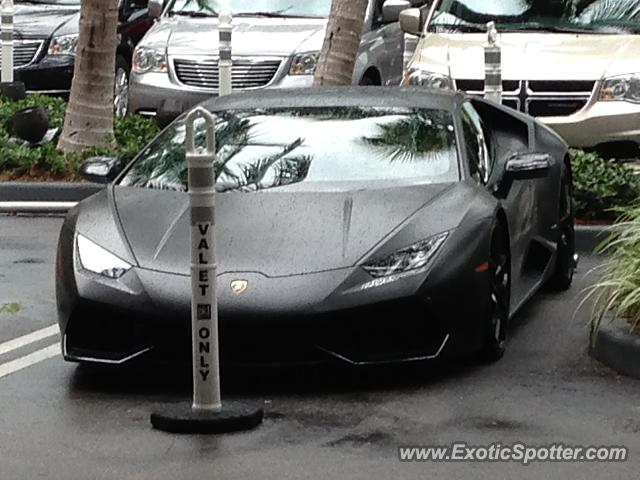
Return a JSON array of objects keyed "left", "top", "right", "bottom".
[
  {"left": 119, "top": 107, "right": 459, "bottom": 192},
  {"left": 429, "top": 0, "right": 640, "bottom": 34},
  {"left": 168, "top": 0, "right": 331, "bottom": 18}
]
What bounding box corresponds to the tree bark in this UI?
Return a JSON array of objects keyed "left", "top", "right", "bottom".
[
  {"left": 314, "top": 0, "right": 368, "bottom": 86},
  {"left": 58, "top": 0, "right": 119, "bottom": 152}
]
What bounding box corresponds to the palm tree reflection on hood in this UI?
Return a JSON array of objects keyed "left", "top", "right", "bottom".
[
  {"left": 363, "top": 110, "right": 455, "bottom": 164},
  {"left": 120, "top": 107, "right": 460, "bottom": 192},
  {"left": 121, "top": 111, "right": 312, "bottom": 192},
  {"left": 212, "top": 114, "right": 312, "bottom": 191}
]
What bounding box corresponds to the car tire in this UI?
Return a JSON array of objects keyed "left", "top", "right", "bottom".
[
  {"left": 114, "top": 55, "right": 130, "bottom": 118},
  {"left": 546, "top": 170, "right": 575, "bottom": 292},
  {"left": 478, "top": 223, "right": 511, "bottom": 363}
]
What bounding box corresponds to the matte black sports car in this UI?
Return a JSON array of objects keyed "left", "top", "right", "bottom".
[{"left": 55, "top": 87, "right": 576, "bottom": 366}]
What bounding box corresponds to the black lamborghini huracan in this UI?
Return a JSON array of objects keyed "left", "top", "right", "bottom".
[{"left": 56, "top": 87, "right": 575, "bottom": 366}]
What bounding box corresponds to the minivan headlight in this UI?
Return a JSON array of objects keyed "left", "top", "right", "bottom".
[
  {"left": 77, "top": 235, "right": 132, "bottom": 279},
  {"left": 401, "top": 69, "right": 453, "bottom": 90},
  {"left": 48, "top": 34, "right": 79, "bottom": 56},
  {"left": 363, "top": 233, "right": 449, "bottom": 278},
  {"left": 599, "top": 74, "right": 640, "bottom": 104},
  {"left": 289, "top": 52, "right": 319, "bottom": 75},
  {"left": 132, "top": 46, "right": 168, "bottom": 74}
]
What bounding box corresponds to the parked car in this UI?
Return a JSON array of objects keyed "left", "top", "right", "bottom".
[
  {"left": 10, "top": 0, "right": 155, "bottom": 116},
  {"left": 128, "top": 0, "right": 427, "bottom": 116},
  {"left": 401, "top": 0, "right": 640, "bottom": 157},
  {"left": 56, "top": 87, "right": 575, "bottom": 366}
]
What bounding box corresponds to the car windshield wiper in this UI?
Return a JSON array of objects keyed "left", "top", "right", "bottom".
[
  {"left": 170, "top": 11, "right": 216, "bottom": 18},
  {"left": 428, "top": 23, "right": 487, "bottom": 33},
  {"left": 235, "top": 11, "right": 322, "bottom": 19}
]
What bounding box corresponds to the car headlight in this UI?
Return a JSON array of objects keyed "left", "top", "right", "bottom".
[
  {"left": 76, "top": 234, "right": 132, "bottom": 279},
  {"left": 132, "top": 46, "right": 168, "bottom": 74},
  {"left": 48, "top": 34, "right": 79, "bottom": 56},
  {"left": 289, "top": 52, "right": 319, "bottom": 75},
  {"left": 362, "top": 233, "right": 449, "bottom": 278},
  {"left": 401, "top": 69, "right": 453, "bottom": 90},
  {"left": 599, "top": 74, "right": 640, "bottom": 104}
]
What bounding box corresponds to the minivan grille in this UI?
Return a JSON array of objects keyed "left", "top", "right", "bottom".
[
  {"left": 454, "top": 79, "right": 596, "bottom": 117},
  {"left": 0, "top": 40, "right": 42, "bottom": 67},
  {"left": 173, "top": 57, "right": 282, "bottom": 90}
]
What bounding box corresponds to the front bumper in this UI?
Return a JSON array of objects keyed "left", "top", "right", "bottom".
[
  {"left": 57, "top": 265, "right": 460, "bottom": 366},
  {"left": 18, "top": 55, "right": 74, "bottom": 95},
  {"left": 56, "top": 244, "right": 489, "bottom": 367},
  {"left": 128, "top": 69, "right": 315, "bottom": 116},
  {"left": 542, "top": 100, "right": 640, "bottom": 150},
  {"left": 60, "top": 296, "right": 454, "bottom": 367}
]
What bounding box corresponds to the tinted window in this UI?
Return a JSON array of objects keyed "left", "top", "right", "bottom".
[
  {"left": 119, "top": 107, "right": 459, "bottom": 192},
  {"left": 430, "top": 0, "right": 640, "bottom": 33},
  {"left": 460, "top": 103, "right": 490, "bottom": 184}
]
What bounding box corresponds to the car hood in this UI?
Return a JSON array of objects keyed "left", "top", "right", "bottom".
[
  {"left": 161, "top": 17, "right": 326, "bottom": 57},
  {"left": 113, "top": 183, "right": 453, "bottom": 277},
  {"left": 14, "top": 3, "right": 79, "bottom": 39},
  {"left": 416, "top": 32, "right": 640, "bottom": 80}
]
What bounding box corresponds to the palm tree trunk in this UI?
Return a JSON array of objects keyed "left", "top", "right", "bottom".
[
  {"left": 314, "top": 0, "right": 368, "bottom": 86},
  {"left": 58, "top": 0, "right": 119, "bottom": 153}
]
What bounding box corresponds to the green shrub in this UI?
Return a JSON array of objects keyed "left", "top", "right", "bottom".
[
  {"left": 571, "top": 149, "right": 640, "bottom": 220},
  {"left": 113, "top": 112, "right": 161, "bottom": 160},
  {"left": 0, "top": 93, "right": 159, "bottom": 180},
  {"left": 588, "top": 205, "right": 640, "bottom": 340}
]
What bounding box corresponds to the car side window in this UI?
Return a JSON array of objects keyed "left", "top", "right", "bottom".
[
  {"left": 371, "top": 0, "right": 385, "bottom": 28},
  {"left": 460, "top": 102, "right": 491, "bottom": 184}
]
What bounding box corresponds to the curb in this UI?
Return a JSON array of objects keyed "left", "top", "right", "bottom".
[
  {"left": 591, "top": 313, "right": 640, "bottom": 379},
  {"left": 574, "top": 225, "right": 609, "bottom": 255},
  {"left": 0, "top": 181, "right": 103, "bottom": 213}
]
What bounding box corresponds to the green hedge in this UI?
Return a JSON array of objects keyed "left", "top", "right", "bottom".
[
  {"left": 571, "top": 149, "right": 640, "bottom": 221},
  {"left": 0, "top": 93, "right": 159, "bottom": 180}
]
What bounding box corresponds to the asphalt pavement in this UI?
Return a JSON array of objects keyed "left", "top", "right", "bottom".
[{"left": 0, "top": 214, "right": 639, "bottom": 480}]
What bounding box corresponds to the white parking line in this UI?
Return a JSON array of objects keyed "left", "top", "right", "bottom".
[
  {"left": 0, "top": 325, "right": 59, "bottom": 357},
  {"left": 0, "top": 344, "right": 60, "bottom": 380}
]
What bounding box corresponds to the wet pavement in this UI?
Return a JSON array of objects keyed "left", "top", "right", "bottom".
[{"left": 0, "top": 214, "right": 639, "bottom": 480}]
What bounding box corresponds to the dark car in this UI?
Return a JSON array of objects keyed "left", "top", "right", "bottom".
[
  {"left": 55, "top": 87, "right": 576, "bottom": 367},
  {"left": 11, "top": 0, "right": 155, "bottom": 116}
]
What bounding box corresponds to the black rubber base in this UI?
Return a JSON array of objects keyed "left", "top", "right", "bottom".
[{"left": 151, "top": 402, "right": 264, "bottom": 434}]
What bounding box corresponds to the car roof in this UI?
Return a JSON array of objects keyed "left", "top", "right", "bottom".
[{"left": 203, "top": 86, "right": 462, "bottom": 113}]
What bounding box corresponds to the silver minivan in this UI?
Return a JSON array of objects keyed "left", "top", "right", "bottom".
[{"left": 129, "top": 0, "right": 426, "bottom": 115}]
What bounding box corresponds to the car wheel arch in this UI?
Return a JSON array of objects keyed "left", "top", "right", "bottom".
[{"left": 359, "top": 68, "right": 382, "bottom": 86}]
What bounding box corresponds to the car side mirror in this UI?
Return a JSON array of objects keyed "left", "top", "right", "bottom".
[
  {"left": 80, "top": 156, "right": 124, "bottom": 184},
  {"left": 382, "top": 0, "right": 411, "bottom": 24},
  {"left": 148, "top": 0, "right": 163, "bottom": 19},
  {"left": 505, "top": 152, "right": 552, "bottom": 180},
  {"left": 399, "top": 8, "right": 423, "bottom": 35}
]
